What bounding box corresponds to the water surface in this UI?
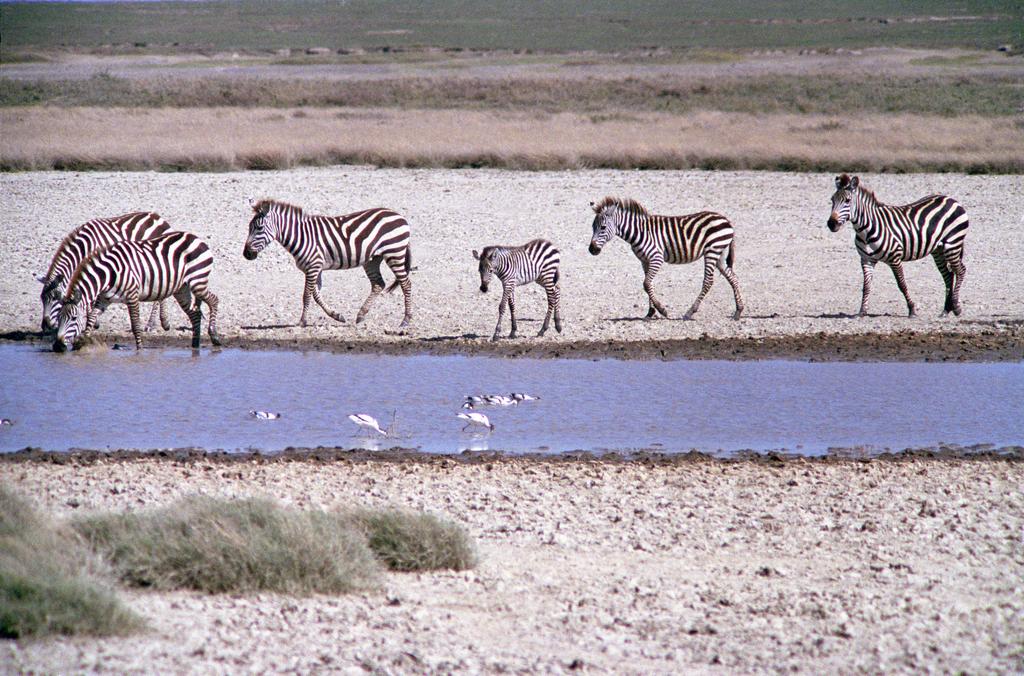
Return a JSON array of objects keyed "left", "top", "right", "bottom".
[{"left": 0, "top": 345, "right": 1021, "bottom": 455}]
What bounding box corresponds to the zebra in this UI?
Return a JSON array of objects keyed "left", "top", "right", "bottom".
[
  {"left": 39, "top": 212, "right": 174, "bottom": 334},
  {"left": 588, "top": 197, "right": 743, "bottom": 320},
  {"left": 472, "top": 239, "right": 562, "bottom": 342},
  {"left": 827, "top": 174, "right": 969, "bottom": 317},
  {"left": 242, "top": 199, "right": 413, "bottom": 329},
  {"left": 54, "top": 231, "right": 221, "bottom": 352}
]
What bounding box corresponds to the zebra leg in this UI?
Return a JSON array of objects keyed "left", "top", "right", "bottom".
[
  {"left": 950, "top": 255, "right": 967, "bottom": 317},
  {"left": 889, "top": 260, "right": 916, "bottom": 317},
  {"left": 642, "top": 256, "right": 668, "bottom": 319},
  {"left": 173, "top": 287, "right": 203, "bottom": 349},
  {"left": 538, "top": 278, "right": 557, "bottom": 337},
  {"left": 144, "top": 302, "right": 161, "bottom": 332},
  {"left": 492, "top": 284, "right": 511, "bottom": 341},
  {"left": 717, "top": 254, "right": 744, "bottom": 320},
  {"left": 125, "top": 292, "right": 144, "bottom": 350},
  {"left": 932, "top": 250, "right": 955, "bottom": 315},
  {"left": 506, "top": 286, "right": 518, "bottom": 340},
  {"left": 198, "top": 289, "right": 222, "bottom": 346},
  {"left": 553, "top": 280, "right": 563, "bottom": 333},
  {"left": 356, "top": 258, "right": 387, "bottom": 324},
  {"left": 304, "top": 266, "right": 346, "bottom": 325},
  {"left": 683, "top": 255, "right": 717, "bottom": 320},
  {"left": 385, "top": 253, "right": 413, "bottom": 329},
  {"left": 858, "top": 260, "right": 876, "bottom": 317}
]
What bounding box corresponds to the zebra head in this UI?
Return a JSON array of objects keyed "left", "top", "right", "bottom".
[
  {"left": 38, "top": 273, "right": 64, "bottom": 332},
  {"left": 243, "top": 199, "right": 279, "bottom": 260},
  {"left": 828, "top": 174, "right": 860, "bottom": 232},
  {"left": 472, "top": 247, "right": 496, "bottom": 292},
  {"left": 589, "top": 201, "right": 619, "bottom": 255},
  {"left": 53, "top": 288, "right": 86, "bottom": 353}
]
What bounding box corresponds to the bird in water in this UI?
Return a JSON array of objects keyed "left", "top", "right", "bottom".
[
  {"left": 250, "top": 410, "right": 281, "bottom": 420},
  {"left": 348, "top": 413, "right": 388, "bottom": 437},
  {"left": 510, "top": 392, "right": 540, "bottom": 402},
  {"left": 0, "top": 419, "right": 13, "bottom": 426},
  {"left": 457, "top": 411, "right": 495, "bottom": 432},
  {"left": 484, "top": 395, "right": 517, "bottom": 407}
]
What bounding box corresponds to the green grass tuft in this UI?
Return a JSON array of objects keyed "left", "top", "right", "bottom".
[
  {"left": 0, "top": 485, "right": 142, "bottom": 639},
  {"left": 348, "top": 509, "right": 478, "bottom": 572},
  {"left": 73, "top": 496, "right": 382, "bottom": 595}
]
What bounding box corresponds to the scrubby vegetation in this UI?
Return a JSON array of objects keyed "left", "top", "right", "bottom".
[
  {"left": 72, "top": 496, "right": 476, "bottom": 594},
  {"left": 0, "top": 486, "right": 142, "bottom": 639}
]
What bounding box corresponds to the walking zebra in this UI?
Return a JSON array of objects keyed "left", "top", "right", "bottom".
[
  {"left": 588, "top": 197, "right": 743, "bottom": 320},
  {"left": 242, "top": 199, "right": 413, "bottom": 329},
  {"left": 39, "top": 212, "right": 173, "bottom": 333},
  {"left": 54, "top": 231, "right": 221, "bottom": 352},
  {"left": 827, "top": 174, "right": 969, "bottom": 317},
  {"left": 472, "top": 239, "right": 562, "bottom": 341}
]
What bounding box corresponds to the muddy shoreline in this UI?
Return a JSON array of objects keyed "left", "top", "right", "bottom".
[
  {"left": 3, "top": 324, "right": 1022, "bottom": 362},
  {"left": 3, "top": 445, "right": 1021, "bottom": 466}
]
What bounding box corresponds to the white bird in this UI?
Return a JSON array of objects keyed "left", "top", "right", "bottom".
[
  {"left": 457, "top": 411, "right": 494, "bottom": 432},
  {"left": 348, "top": 413, "right": 387, "bottom": 437},
  {"left": 250, "top": 410, "right": 281, "bottom": 420},
  {"left": 483, "top": 394, "right": 517, "bottom": 407},
  {"left": 0, "top": 419, "right": 13, "bottom": 426},
  {"left": 510, "top": 392, "right": 540, "bottom": 402}
]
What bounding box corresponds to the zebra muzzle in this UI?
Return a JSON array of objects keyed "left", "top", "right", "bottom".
[
  {"left": 243, "top": 247, "right": 258, "bottom": 261},
  {"left": 52, "top": 339, "right": 69, "bottom": 353},
  {"left": 827, "top": 214, "right": 841, "bottom": 232},
  {"left": 589, "top": 242, "right": 602, "bottom": 255},
  {"left": 480, "top": 283, "right": 489, "bottom": 293}
]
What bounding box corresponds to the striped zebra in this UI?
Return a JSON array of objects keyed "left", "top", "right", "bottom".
[
  {"left": 588, "top": 197, "right": 743, "bottom": 320},
  {"left": 54, "top": 231, "right": 221, "bottom": 352},
  {"left": 472, "top": 239, "right": 563, "bottom": 342},
  {"left": 39, "top": 212, "right": 173, "bottom": 333},
  {"left": 827, "top": 174, "right": 969, "bottom": 317},
  {"left": 242, "top": 199, "right": 413, "bottom": 329}
]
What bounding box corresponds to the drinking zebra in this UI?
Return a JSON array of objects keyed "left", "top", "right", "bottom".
[
  {"left": 588, "top": 197, "right": 743, "bottom": 320},
  {"left": 54, "top": 231, "right": 221, "bottom": 352},
  {"left": 39, "top": 212, "right": 173, "bottom": 334},
  {"left": 472, "top": 239, "right": 562, "bottom": 342},
  {"left": 242, "top": 199, "right": 413, "bottom": 329},
  {"left": 827, "top": 174, "right": 969, "bottom": 317}
]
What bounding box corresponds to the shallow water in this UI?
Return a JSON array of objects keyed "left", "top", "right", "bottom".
[{"left": 0, "top": 344, "right": 1021, "bottom": 455}]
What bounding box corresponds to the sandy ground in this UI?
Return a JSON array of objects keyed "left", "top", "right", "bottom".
[
  {"left": 1, "top": 167, "right": 1022, "bottom": 357},
  {"left": 1, "top": 454, "right": 1021, "bottom": 673}
]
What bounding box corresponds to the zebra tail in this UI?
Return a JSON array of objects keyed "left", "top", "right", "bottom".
[
  {"left": 386, "top": 245, "right": 411, "bottom": 293},
  {"left": 727, "top": 239, "right": 736, "bottom": 269}
]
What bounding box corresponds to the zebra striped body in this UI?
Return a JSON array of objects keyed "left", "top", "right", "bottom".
[
  {"left": 473, "top": 239, "right": 562, "bottom": 341},
  {"left": 827, "top": 174, "right": 969, "bottom": 316},
  {"left": 54, "top": 231, "right": 221, "bottom": 351},
  {"left": 589, "top": 197, "right": 743, "bottom": 320},
  {"left": 40, "top": 212, "right": 173, "bottom": 333},
  {"left": 243, "top": 199, "right": 413, "bottom": 329}
]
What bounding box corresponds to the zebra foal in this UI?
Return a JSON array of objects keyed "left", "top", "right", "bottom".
[
  {"left": 242, "top": 199, "right": 413, "bottom": 329},
  {"left": 473, "top": 239, "right": 562, "bottom": 341},
  {"left": 54, "top": 231, "right": 221, "bottom": 352},
  {"left": 38, "top": 212, "right": 173, "bottom": 334},
  {"left": 588, "top": 197, "right": 743, "bottom": 320},
  {"left": 827, "top": 174, "right": 969, "bottom": 317}
]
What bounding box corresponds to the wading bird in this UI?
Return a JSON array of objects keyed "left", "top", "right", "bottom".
[
  {"left": 457, "top": 411, "right": 495, "bottom": 433},
  {"left": 250, "top": 410, "right": 281, "bottom": 420},
  {"left": 348, "top": 413, "right": 388, "bottom": 437}
]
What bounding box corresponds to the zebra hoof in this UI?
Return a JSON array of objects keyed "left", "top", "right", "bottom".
[
  {"left": 953, "top": 306, "right": 963, "bottom": 317},
  {"left": 355, "top": 315, "right": 365, "bottom": 324},
  {"left": 490, "top": 335, "right": 501, "bottom": 342},
  {"left": 732, "top": 311, "right": 743, "bottom": 320}
]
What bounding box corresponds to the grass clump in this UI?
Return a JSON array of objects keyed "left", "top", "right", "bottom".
[
  {"left": 73, "top": 496, "right": 381, "bottom": 595},
  {"left": 72, "top": 497, "right": 476, "bottom": 595},
  {"left": 349, "top": 509, "right": 478, "bottom": 572},
  {"left": 0, "top": 485, "right": 142, "bottom": 639}
]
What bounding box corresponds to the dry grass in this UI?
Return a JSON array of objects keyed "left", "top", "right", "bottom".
[
  {"left": 348, "top": 509, "right": 478, "bottom": 572},
  {"left": 2, "top": 106, "right": 1022, "bottom": 174},
  {"left": 0, "top": 485, "right": 142, "bottom": 639},
  {"left": 72, "top": 496, "right": 381, "bottom": 595}
]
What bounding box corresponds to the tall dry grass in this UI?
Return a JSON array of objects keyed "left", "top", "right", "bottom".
[
  {"left": 2, "top": 106, "right": 1022, "bottom": 173},
  {"left": 0, "top": 485, "right": 142, "bottom": 639}
]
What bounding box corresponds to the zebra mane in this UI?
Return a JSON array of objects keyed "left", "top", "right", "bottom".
[
  {"left": 592, "top": 197, "right": 649, "bottom": 217},
  {"left": 253, "top": 199, "right": 305, "bottom": 218},
  {"left": 45, "top": 218, "right": 110, "bottom": 280}
]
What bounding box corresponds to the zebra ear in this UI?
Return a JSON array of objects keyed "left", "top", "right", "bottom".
[
  {"left": 35, "top": 273, "right": 47, "bottom": 284},
  {"left": 472, "top": 249, "right": 480, "bottom": 260},
  {"left": 68, "top": 288, "right": 82, "bottom": 304},
  {"left": 849, "top": 176, "right": 859, "bottom": 189}
]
